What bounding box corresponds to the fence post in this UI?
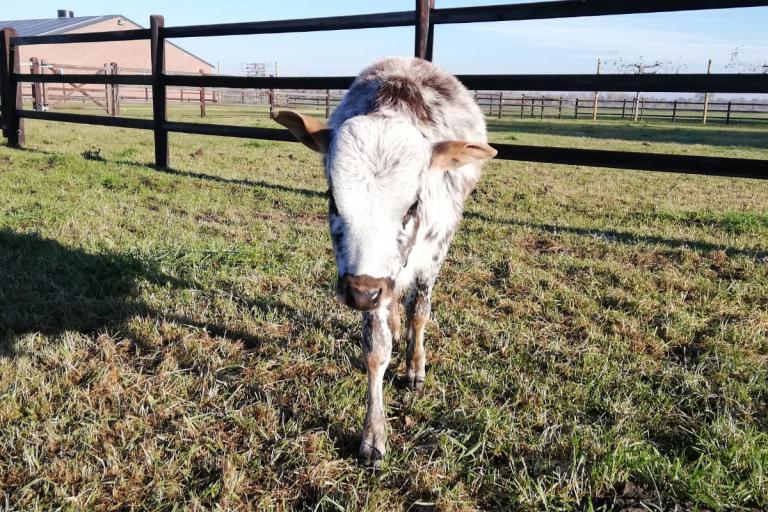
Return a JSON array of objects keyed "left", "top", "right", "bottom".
[
  {"left": 702, "top": 59, "right": 712, "bottom": 125},
  {"left": 497, "top": 91, "right": 503, "bottom": 119},
  {"left": 40, "top": 59, "right": 48, "bottom": 108},
  {"left": 621, "top": 99, "right": 626, "bottom": 119},
  {"left": 150, "top": 15, "right": 168, "bottom": 168},
  {"left": 640, "top": 98, "right": 645, "bottom": 120},
  {"left": 726, "top": 101, "right": 732, "bottom": 125},
  {"left": 269, "top": 88, "right": 275, "bottom": 116},
  {"left": 0, "top": 31, "right": 8, "bottom": 139},
  {"left": 415, "top": 0, "right": 435, "bottom": 61},
  {"left": 672, "top": 100, "right": 677, "bottom": 123},
  {"left": 31, "top": 57, "right": 43, "bottom": 111},
  {"left": 558, "top": 97, "right": 562, "bottom": 119},
  {"left": 199, "top": 68, "right": 207, "bottom": 118},
  {"left": 540, "top": 97, "right": 544, "bottom": 119},
  {"left": 111, "top": 62, "right": 120, "bottom": 116},
  {"left": 633, "top": 96, "right": 640, "bottom": 122},
  {"left": 592, "top": 58, "right": 601, "bottom": 121},
  {"left": 103, "top": 63, "right": 111, "bottom": 114},
  {"left": 325, "top": 88, "right": 331, "bottom": 118},
  {"left": 574, "top": 98, "right": 579, "bottom": 119},
  {"left": 520, "top": 95, "right": 525, "bottom": 119},
  {"left": 1, "top": 28, "right": 24, "bottom": 147}
]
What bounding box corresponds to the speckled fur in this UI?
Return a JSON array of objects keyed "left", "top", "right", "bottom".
[
  {"left": 329, "top": 57, "right": 488, "bottom": 293},
  {"left": 324, "top": 57, "right": 492, "bottom": 464}
]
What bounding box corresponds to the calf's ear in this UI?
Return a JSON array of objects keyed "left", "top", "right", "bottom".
[
  {"left": 430, "top": 141, "right": 497, "bottom": 170},
  {"left": 272, "top": 110, "right": 331, "bottom": 153}
]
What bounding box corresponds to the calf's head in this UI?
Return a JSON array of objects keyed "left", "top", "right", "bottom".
[{"left": 274, "top": 110, "right": 496, "bottom": 311}]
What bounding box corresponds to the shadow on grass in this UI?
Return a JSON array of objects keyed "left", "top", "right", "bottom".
[
  {"left": 464, "top": 210, "right": 768, "bottom": 259},
  {"left": 487, "top": 119, "right": 768, "bottom": 150},
  {"left": 0, "top": 230, "right": 349, "bottom": 358},
  {"left": 0, "top": 230, "right": 186, "bottom": 351},
  {"left": 149, "top": 165, "right": 326, "bottom": 199}
]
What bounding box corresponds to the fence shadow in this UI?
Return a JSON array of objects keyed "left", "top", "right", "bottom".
[
  {"left": 464, "top": 211, "right": 767, "bottom": 259},
  {"left": 150, "top": 165, "right": 326, "bottom": 199},
  {"left": 0, "top": 230, "right": 188, "bottom": 353},
  {"left": 0, "top": 229, "right": 353, "bottom": 359},
  {"left": 486, "top": 119, "right": 768, "bottom": 150}
]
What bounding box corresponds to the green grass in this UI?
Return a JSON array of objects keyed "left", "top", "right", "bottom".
[{"left": 1, "top": 112, "right": 767, "bottom": 511}]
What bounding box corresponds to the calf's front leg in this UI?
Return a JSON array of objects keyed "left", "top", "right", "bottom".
[
  {"left": 405, "top": 280, "right": 431, "bottom": 390},
  {"left": 359, "top": 307, "right": 393, "bottom": 467}
]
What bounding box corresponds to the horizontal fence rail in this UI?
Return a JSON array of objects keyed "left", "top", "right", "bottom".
[
  {"left": 17, "top": 110, "right": 155, "bottom": 129},
  {"left": 164, "top": 11, "right": 417, "bottom": 38},
  {"left": 15, "top": 71, "right": 768, "bottom": 95},
  {"left": 2, "top": 0, "right": 767, "bottom": 179},
  {"left": 16, "top": 73, "right": 153, "bottom": 85},
  {"left": 429, "top": 0, "right": 768, "bottom": 23},
  {"left": 12, "top": 29, "right": 151, "bottom": 46}
]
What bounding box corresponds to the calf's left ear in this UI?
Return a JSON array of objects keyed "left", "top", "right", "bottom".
[
  {"left": 430, "top": 141, "right": 498, "bottom": 170},
  {"left": 272, "top": 110, "right": 331, "bottom": 153}
]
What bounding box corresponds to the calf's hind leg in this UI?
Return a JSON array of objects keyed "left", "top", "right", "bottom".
[
  {"left": 359, "top": 308, "right": 393, "bottom": 467},
  {"left": 405, "top": 280, "right": 431, "bottom": 390}
]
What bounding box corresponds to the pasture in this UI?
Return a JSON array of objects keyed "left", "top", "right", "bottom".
[{"left": 1, "top": 112, "right": 767, "bottom": 510}]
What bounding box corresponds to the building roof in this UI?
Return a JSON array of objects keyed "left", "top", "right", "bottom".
[
  {"left": 0, "top": 15, "right": 214, "bottom": 69},
  {"left": 0, "top": 16, "right": 114, "bottom": 37}
]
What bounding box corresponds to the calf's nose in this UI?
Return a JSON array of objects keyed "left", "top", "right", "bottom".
[{"left": 340, "top": 275, "right": 392, "bottom": 311}]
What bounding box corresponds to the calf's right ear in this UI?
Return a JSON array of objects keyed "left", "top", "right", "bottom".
[
  {"left": 272, "top": 110, "right": 331, "bottom": 153},
  {"left": 430, "top": 141, "right": 497, "bottom": 170}
]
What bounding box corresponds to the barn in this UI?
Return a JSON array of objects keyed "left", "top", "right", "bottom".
[
  {"left": 0, "top": 11, "right": 215, "bottom": 112},
  {"left": 0, "top": 11, "right": 214, "bottom": 74}
]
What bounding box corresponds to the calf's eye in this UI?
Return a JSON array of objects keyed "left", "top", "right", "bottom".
[{"left": 402, "top": 200, "right": 419, "bottom": 227}]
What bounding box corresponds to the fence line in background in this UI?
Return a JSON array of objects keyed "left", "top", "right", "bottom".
[
  {"left": 2, "top": 0, "right": 768, "bottom": 179},
  {"left": 17, "top": 60, "right": 217, "bottom": 117},
  {"left": 473, "top": 94, "right": 768, "bottom": 125}
]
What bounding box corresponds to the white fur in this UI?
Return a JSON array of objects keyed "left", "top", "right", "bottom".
[{"left": 327, "top": 116, "right": 430, "bottom": 280}]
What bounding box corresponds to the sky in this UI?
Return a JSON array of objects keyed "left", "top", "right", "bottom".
[{"left": 3, "top": 0, "right": 767, "bottom": 77}]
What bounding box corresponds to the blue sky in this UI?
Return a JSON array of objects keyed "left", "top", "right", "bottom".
[{"left": 5, "top": 0, "right": 768, "bottom": 76}]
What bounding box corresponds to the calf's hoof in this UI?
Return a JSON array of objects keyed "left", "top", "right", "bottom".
[
  {"left": 406, "top": 375, "right": 425, "bottom": 391},
  {"left": 359, "top": 441, "right": 384, "bottom": 469}
]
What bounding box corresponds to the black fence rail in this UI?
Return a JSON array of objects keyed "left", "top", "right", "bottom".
[{"left": 2, "top": 0, "right": 768, "bottom": 179}]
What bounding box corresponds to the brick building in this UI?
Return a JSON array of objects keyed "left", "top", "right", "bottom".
[{"left": 0, "top": 11, "right": 214, "bottom": 74}]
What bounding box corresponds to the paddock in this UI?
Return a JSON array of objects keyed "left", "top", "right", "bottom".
[{"left": 1, "top": 1, "right": 767, "bottom": 510}]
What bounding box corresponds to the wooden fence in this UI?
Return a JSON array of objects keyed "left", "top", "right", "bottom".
[
  {"left": 18, "top": 61, "right": 216, "bottom": 117},
  {"left": 16, "top": 71, "right": 768, "bottom": 127},
  {"left": 475, "top": 94, "right": 768, "bottom": 125},
  {"left": 2, "top": 0, "right": 768, "bottom": 179}
]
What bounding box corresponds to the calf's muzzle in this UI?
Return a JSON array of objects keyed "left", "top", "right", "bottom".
[{"left": 338, "top": 274, "right": 394, "bottom": 311}]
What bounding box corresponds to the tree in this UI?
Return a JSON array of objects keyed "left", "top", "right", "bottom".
[
  {"left": 726, "top": 46, "right": 768, "bottom": 74},
  {"left": 601, "top": 56, "right": 688, "bottom": 121}
]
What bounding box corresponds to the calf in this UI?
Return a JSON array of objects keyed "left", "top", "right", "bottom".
[{"left": 274, "top": 57, "right": 496, "bottom": 466}]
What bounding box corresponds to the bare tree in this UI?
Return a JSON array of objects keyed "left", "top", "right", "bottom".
[
  {"left": 726, "top": 46, "right": 768, "bottom": 74},
  {"left": 601, "top": 56, "right": 688, "bottom": 121}
]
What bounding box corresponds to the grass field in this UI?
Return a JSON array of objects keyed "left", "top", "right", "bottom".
[{"left": 1, "top": 111, "right": 767, "bottom": 511}]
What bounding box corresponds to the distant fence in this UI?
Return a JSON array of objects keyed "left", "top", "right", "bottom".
[
  {"left": 19, "top": 70, "right": 768, "bottom": 127},
  {"left": 17, "top": 60, "right": 216, "bottom": 117},
  {"left": 475, "top": 93, "right": 768, "bottom": 125},
  {"left": 2, "top": 0, "right": 768, "bottom": 179}
]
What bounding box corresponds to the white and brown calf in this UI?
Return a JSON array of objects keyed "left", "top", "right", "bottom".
[{"left": 274, "top": 57, "right": 496, "bottom": 466}]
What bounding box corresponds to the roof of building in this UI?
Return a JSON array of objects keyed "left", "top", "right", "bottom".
[
  {"left": 0, "top": 15, "right": 113, "bottom": 37},
  {"left": 0, "top": 15, "right": 214, "bottom": 68}
]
